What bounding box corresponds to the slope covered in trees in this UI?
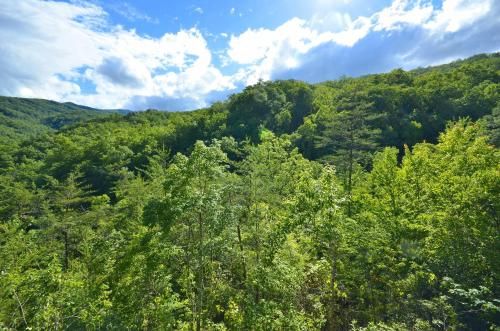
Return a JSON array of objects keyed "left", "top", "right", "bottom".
[
  {"left": 0, "top": 96, "right": 126, "bottom": 144},
  {"left": 0, "top": 53, "right": 499, "bottom": 330}
]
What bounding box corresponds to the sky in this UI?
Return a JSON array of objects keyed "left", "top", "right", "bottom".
[{"left": 0, "top": 0, "right": 499, "bottom": 111}]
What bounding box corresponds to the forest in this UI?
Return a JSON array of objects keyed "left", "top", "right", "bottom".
[{"left": 0, "top": 53, "right": 499, "bottom": 330}]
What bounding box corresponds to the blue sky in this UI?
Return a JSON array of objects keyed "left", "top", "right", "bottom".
[{"left": 0, "top": 0, "right": 499, "bottom": 110}]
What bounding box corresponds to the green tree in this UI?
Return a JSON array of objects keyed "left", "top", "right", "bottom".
[{"left": 316, "top": 88, "right": 382, "bottom": 216}]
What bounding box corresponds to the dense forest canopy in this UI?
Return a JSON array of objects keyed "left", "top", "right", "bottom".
[
  {"left": 0, "top": 97, "right": 128, "bottom": 145},
  {"left": 0, "top": 53, "right": 499, "bottom": 330}
]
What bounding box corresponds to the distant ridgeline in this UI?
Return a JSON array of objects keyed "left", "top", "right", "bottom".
[
  {"left": 0, "top": 96, "right": 127, "bottom": 143},
  {"left": 0, "top": 53, "right": 498, "bottom": 330},
  {"left": 1, "top": 52, "right": 498, "bottom": 152}
]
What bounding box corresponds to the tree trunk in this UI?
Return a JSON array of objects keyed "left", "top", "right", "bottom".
[
  {"left": 63, "top": 228, "right": 69, "bottom": 271},
  {"left": 347, "top": 129, "right": 354, "bottom": 217},
  {"left": 196, "top": 210, "right": 204, "bottom": 331},
  {"left": 326, "top": 241, "right": 338, "bottom": 330},
  {"left": 237, "top": 219, "right": 247, "bottom": 283}
]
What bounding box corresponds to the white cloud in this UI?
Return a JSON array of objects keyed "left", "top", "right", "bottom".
[
  {"left": 373, "top": 0, "right": 433, "bottom": 31},
  {"left": 0, "top": 0, "right": 233, "bottom": 110},
  {"left": 225, "top": 0, "right": 499, "bottom": 86},
  {"left": 425, "top": 0, "right": 492, "bottom": 33},
  {"left": 329, "top": 16, "right": 372, "bottom": 46},
  {"left": 229, "top": 7, "right": 236, "bottom": 15},
  {"left": 0, "top": 1, "right": 105, "bottom": 97},
  {"left": 225, "top": 16, "right": 374, "bottom": 83},
  {"left": 194, "top": 7, "right": 203, "bottom": 14}
]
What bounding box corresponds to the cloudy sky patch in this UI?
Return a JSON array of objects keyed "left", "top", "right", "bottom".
[{"left": 0, "top": 0, "right": 498, "bottom": 110}]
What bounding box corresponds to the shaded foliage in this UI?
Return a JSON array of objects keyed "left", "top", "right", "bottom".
[{"left": 0, "top": 53, "right": 499, "bottom": 330}]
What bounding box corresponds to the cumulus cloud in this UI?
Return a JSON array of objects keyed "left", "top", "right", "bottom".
[
  {"left": 97, "top": 56, "right": 146, "bottom": 88},
  {"left": 373, "top": 0, "right": 433, "bottom": 31},
  {"left": 226, "top": 0, "right": 500, "bottom": 84},
  {"left": 0, "top": 0, "right": 233, "bottom": 110},
  {"left": 224, "top": 13, "right": 373, "bottom": 84},
  {"left": 425, "top": 0, "right": 492, "bottom": 33},
  {"left": 0, "top": 1, "right": 106, "bottom": 101}
]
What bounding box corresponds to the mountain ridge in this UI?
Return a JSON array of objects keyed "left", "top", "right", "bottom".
[{"left": 1, "top": 52, "right": 498, "bottom": 149}]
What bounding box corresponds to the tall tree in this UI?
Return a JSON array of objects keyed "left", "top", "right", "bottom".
[{"left": 316, "top": 88, "right": 382, "bottom": 216}]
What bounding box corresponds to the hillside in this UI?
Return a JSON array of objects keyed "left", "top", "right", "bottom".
[
  {"left": 0, "top": 96, "right": 127, "bottom": 144},
  {"left": 0, "top": 53, "right": 499, "bottom": 330},
  {"left": 1, "top": 52, "right": 498, "bottom": 152}
]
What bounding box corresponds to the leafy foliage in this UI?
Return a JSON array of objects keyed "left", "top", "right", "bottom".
[{"left": 0, "top": 53, "right": 499, "bottom": 330}]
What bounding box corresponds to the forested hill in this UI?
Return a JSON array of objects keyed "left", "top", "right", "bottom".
[
  {"left": 2, "top": 53, "right": 499, "bottom": 153},
  {"left": 0, "top": 53, "right": 499, "bottom": 330},
  {"left": 0, "top": 96, "right": 127, "bottom": 144}
]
